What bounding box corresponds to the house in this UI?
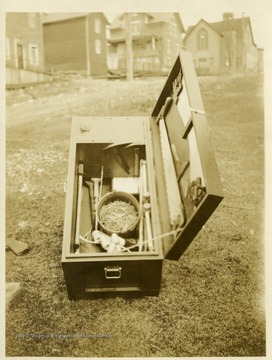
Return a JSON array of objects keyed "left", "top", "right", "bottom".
[
  {"left": 6, "top": 12, "right": 50, "bottom": 86},
  {"left": 184, "top": 13, "right": 260, "bottom": 75},
  {"left": 108, "top": 13, "right": 185, "bottom": 74},
  {"left": 42, "top": 13, "right": 109, "bottom": 76}
]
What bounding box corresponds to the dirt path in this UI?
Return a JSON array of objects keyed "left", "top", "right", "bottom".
[{"left": 6, "top": 77, "right": 165, "bottom": 127}]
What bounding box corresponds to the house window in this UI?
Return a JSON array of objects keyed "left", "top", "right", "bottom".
[
  {"left": 199, "top": 58, "right": 207, "bottom": 68},
  {"left": 197, "top": 28, "right": 208, "bottom": 50},
  {"left": 136, "top": 58, "right": 142, "bottom": 70},
  {"left": 151, "top": 37, "right": 156, "bottom": 50},
  {"left": 6, "top": 37, "right": 11, "bottom": 60},
  {"left": 225, "top": 57, "right": 230, "bottom": 67},
  {"left": 131, "top": 23, "right": 140, "bottom": 35},
  {"left": 27, "top": 13, "right": 36, "bottom": 28},
  {"left": 94, "top": 18, "right": 101, "bottom": 34},
  {"left": 95, "top": 39, "right": 101, "bottom": 54},
  {"left": 110, "top": 44, "right": 117, "bottom": 54},
  {"left": 29, "top": 43, "right": 39, "bottom": 65}
]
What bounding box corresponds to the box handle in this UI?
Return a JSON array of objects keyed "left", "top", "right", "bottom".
[{"left": 104, "top": 266, "right": 122, "bottom": 279}]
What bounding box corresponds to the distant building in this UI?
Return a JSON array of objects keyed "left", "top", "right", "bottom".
[
  {"left": 108, "top": 13, "right": 185, "bottom": 74},
  {"left": 6, "top": 12, "right": 50, "bottom": 86},
  {"left": 184, "top": 13, "right": 261, "bottom": 75},
  {"left": 42, "top": 13, "right": 109, "bottom": 76}
]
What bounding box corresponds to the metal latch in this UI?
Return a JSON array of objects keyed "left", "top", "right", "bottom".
[
  {"left": 104, "top": 266, "right": 122, "bottom": 279},
  {"left": 189, "top": 177, "right": 206, "bottom": 207}
]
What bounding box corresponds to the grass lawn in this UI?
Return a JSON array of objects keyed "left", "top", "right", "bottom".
[{"left": 5, "top": 73, "right": 265, "bottom": 357}]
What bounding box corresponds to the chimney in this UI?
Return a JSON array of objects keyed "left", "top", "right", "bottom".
[{"left": 223, "top": 13, "right": 234, "bottom": 20}]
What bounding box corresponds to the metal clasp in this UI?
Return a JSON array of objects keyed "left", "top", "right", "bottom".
[
  {"left": 104, "top": 266, "right": 122, "bottom": 279},
  {"left": 189, "top": 177, "right": 206, "bottom": 207}
]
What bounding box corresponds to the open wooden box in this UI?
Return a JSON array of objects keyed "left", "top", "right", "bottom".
[{"left": 62, "top": 51, "right": 223, "bottom": 299}]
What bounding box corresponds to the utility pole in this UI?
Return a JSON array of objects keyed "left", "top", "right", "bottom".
[{"left": 125, "top": 13, "right": 133, "bottom": 81}]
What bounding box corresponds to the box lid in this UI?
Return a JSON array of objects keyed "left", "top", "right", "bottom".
[{"left": 150, "top": 50, "right": 224, "bottom": 260}]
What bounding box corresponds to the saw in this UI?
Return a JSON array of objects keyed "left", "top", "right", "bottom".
[{"left": 157, "top": 97, "right": 185, "bottom": 228}]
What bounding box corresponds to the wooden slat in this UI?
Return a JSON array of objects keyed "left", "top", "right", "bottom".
[
  {"left": 179, "top": 50, "right": 205, "bottom": 111},
  {"left": 192, "top": 112, "right": 224, "bottom": 196}
]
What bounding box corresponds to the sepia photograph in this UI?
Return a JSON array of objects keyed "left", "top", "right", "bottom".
[{"left": 2, "top": 0, "right": 270, "bottom": 358}]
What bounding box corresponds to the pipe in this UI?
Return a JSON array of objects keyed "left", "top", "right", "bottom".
[{"left": 74, "top": 164, "right": 84, "bottom": 253}]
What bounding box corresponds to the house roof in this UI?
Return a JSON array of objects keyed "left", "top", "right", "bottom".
[
  {"left": 42, "top": 12, "right": 109, "bottom": 25},
  {"left": 212, "top": 16, "right": 255, "bottom": 43},
  {"left": 184, "top": 18, "right": 222, "bottom": 40},
  {"left": 147, "top": 12, "right": 184, "bottom": 31},
  {"left": 184, "top": 16, "right": 256, "bottom": 45},
  {"left": 110, "top": 12, "right": 185, "bottom": 33}
]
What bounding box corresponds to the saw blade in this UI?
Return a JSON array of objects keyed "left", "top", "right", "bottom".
[{"left": 159, "top": 115, "right": 185, "bottom": 228}]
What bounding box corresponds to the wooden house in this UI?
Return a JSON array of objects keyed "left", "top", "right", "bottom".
[
  {"left": 184, "top": 13, "right": 259, "bottom": 75},
  {"left": 6, "top": 12, "right": 50, "bottom": 86},
  {"left": 42, "top": 13, "right": 109, "bottom": 76},
  {"left": 108, "top": 13, "right": 185, "bottom": 74}
]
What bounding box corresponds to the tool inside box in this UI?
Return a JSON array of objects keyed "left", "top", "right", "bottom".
[
  {"left": 70, "top": 141, "right": 160, "bottom": 255},
  {"left": 64, "top": 52, "right": 224, "bottom": 268}
]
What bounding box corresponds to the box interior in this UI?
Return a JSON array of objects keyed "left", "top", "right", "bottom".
[{"left": 66, "top": 117, "right": 163, "bottom": 257}]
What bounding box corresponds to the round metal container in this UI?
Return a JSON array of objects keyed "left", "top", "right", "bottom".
[{"left": 97, "top": 191, "right": 140, "bottom": 237}]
